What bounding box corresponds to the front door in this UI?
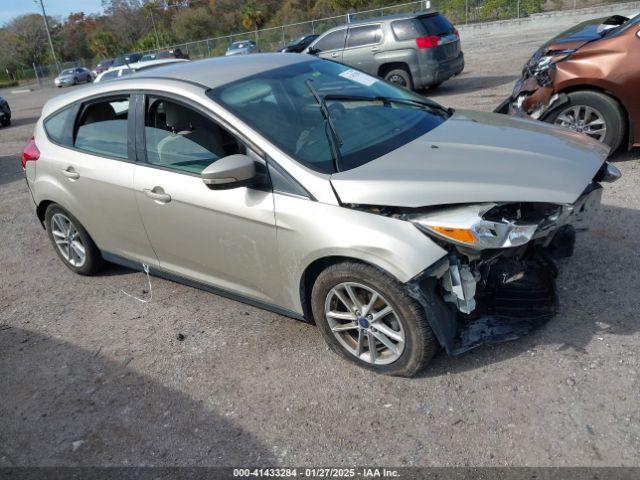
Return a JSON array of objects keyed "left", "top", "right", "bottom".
[{"left": 133, "top": 94, "right": 279, "bottom": 303}]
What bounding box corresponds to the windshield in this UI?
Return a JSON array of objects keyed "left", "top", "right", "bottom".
[
  {"left": 61, "top": 69, "right": 75, "bottom": 76},
  {"left": 230, "top": 42, "right": 250, "bottom": 50},
  {"left": 208, "top": 60, "right": 448, "bottom": 173}
]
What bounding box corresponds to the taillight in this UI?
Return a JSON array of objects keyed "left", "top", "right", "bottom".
[
  {"left": 453, "top": 28, "right": 459, "bottom": 37},
  {"left": 416, "top": 35, "right": 442, "bottom": 49},
  {"left": 21, "top": 136, "right": 40, "bottom": 170}
]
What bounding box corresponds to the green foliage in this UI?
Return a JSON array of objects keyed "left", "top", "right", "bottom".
[
  {"left": 174, "top": 7, "right": 217, "bottom": 42},
  {"left": 89, "top": 30, "right": 120, "bottom": 58}
]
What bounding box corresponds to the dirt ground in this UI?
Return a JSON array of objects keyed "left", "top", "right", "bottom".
[{"left": 1, "top": 7, "right": 639, "bottom": 467}]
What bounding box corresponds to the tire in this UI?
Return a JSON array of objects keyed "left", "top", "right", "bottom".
[
  {"left": 384, "top": 68, "right": 413, "bottom": 90},
  {"left": 0, "top": 118, "right": 9, "bottom": 127},
  {"left": 45, "top": 204, "right": 104, "bottom": 275},
  {"left": 429, "top": 82, "right": 443, "bottom": 90},
  {"left": 73, "top": 77, "right": 78, "bottom": 85},
  {"left": 544, "top": 90, "right": 625, "bottom": 152},
  {"left": 311, "top": 261, "right": 438, "bottom": 377}
]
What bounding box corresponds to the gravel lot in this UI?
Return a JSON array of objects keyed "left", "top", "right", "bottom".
[{"left": 1, "top": 7, "right": 639, "bottom": 467}]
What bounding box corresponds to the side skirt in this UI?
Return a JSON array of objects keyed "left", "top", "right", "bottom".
[{"left": 101, "top": 251, "right": 306, "bottom": 322}]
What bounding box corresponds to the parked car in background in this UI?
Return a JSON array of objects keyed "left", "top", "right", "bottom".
[
  {"left": 24, "top": 54, "right": 619, "bottom": 377},
  {"left": 140, "top": 48, "right": 189, "bottom": 62},
  {"left": 0, "top": 96, "right": 11, "bottom": 127},
  {"left": 496, "top": 13, "right": 640, "bottom": 152},
  {"left": 306, "top": 12, "right": 464, "bottom": 90},
  {"left": 92, "top": 59, "right": 114, "bottom": 77},
  {"left": 54, "top": 67, "right": 92, "bottom": 87},
  {"left": 279, "top": 34, "right": 318, "bottom": 52},
  {"left": 225, "top": 40, "right": 258, "bottom": 56},
  {"left": 112, "top": 53, "right": 143, "bottom": 68},
  {"left": 93, "top": 59, "right": 189, "bottom": 83}
]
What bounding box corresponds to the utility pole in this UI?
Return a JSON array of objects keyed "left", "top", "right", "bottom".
[
  {"left": 149, "top": 9, "right": 161, "bottom": 50},
  {"left": 36, "top": 0, "right": 60, "bottom": 73}
]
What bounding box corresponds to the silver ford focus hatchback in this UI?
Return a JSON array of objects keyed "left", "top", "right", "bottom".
[{"left": 24, "top": 54, "right": 620, "bottom": 376}]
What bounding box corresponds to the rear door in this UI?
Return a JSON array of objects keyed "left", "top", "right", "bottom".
[
  {"left": 312, "top": 28, "right": 347, "bottom": 63},
  {"left": 41, "top": 94, "right": 158, "bottom": 266},
  {"left": 342, "top": 24, "right": 383, "bottom": 75}
]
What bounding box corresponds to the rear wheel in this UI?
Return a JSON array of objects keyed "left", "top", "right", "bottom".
[
  {"left": 544, "top": 91, "right": 625, "bottom": 152},
  {"left": 384, "top": 68, "right": 413, "bottom": 90},
  {"left": 0, "top": 118, "right": 9, "bottom": 127},
  {"left": 311, "top": 261, "right": 438, "bottom": 377},
  {"left": 45, "top": 205, "right": 104, "bottom": 275}
]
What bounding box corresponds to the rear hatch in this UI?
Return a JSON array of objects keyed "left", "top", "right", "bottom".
[{"left": 418, "top": 14, "right": 460, "bottom": 60}]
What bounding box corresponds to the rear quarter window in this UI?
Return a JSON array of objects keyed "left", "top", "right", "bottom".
[
  {"left": 44, "top": 107, "right": 73, "bottom": 145},
  {"left": 419, "top": 15, "right": 454, "bottom": 35}
]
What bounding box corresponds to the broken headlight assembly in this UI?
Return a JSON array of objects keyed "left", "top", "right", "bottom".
[
  {"left": 527, "top": 49, "right": 575, "bottom": 84},
  {"left": 408, "top": 203, "right": 539, "bottom": 250}
]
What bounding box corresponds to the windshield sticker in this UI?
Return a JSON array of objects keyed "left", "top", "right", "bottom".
[{"left": 339, "top": 69, "right": 377, "bottom": 86}]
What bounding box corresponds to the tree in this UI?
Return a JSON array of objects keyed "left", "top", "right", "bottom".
[
  {"left": 240, "top": 1, "right": 265, "bottom": 31},
  {"left": 59, "top": 12, "right": 95, "bottom": 61},
  {"left": 2, "top": 14, "right": 53, "bottom": 67},
  {"left": 89, "top": 29, "right": 120, "bottom": 58},
  {"left": 173, "top": 7, "right": 217, "bottom": 42}
]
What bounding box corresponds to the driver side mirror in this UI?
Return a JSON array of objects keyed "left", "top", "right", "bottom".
[
  {"left": 307, "top": 46, "right": 319, "bottom": 55},
  {"left": 201, "top": 154, "right": 256, "bottom": 189}
]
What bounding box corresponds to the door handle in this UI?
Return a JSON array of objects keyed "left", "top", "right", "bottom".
[
  {"left": 331, "top": 52, "right": 339, "bottom": 58},
  {"left": 143, "top": 187, "right": 171, "bottom": 203},
  {"left": 61, "top": 167, "right": 79, "bottom": 180},
  {"left": 371, "top": 46, "right": 380, "bottom": 52}
]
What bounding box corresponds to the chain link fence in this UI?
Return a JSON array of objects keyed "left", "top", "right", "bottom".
[{"left": 13, "top": 0, "right": 632, "bottom": 88}]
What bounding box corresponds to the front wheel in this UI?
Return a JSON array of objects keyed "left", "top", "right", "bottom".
[
  {"left": 45, "top": 204, "right": 104, "bottom": 275},
  {"left": 544, "top": 91, "right": 625, "bottom": 152},
  {"left": 311, "top": 262, "right": 438, "bottom": 377}
]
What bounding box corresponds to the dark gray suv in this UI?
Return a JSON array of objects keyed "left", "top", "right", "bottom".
[{"left": 307, "top": 12, "right": 464, "bottom": 90}]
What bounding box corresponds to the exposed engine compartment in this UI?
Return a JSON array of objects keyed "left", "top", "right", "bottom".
[{"left": 405, "top": 183, "right": 602, "bottom": 355}]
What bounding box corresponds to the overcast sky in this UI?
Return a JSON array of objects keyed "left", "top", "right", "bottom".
[{"left": 1, "top": 0, "right": 104, "bottom": 26}]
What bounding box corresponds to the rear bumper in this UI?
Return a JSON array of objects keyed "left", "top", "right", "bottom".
[{"left": 415, "top": 52, "right": 464, "bottom": 88}]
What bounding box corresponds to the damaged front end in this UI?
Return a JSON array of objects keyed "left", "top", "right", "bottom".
[
  {"left": 495, "top": 48, "right": 574, "bottom": 120},
  {"left": 403, "top": 183, "right": 605, "bottom": 355}
]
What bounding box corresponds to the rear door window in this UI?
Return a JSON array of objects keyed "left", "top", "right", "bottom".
[
  {"left": 314, "top": 29, "right": 347, "bottom": 52},
  {"left": 346, "top": 25, "right": 382, "bottom": 48},
  {"left": 74, "top": 97, "right": 130, "bottom": 159}
]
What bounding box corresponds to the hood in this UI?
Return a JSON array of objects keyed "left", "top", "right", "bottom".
[
  {"left": 330, "top": 110, "right": 608, "bottom": 208},
  {"left": 539, "top": 15, "right": 627, "bottom": 53}
]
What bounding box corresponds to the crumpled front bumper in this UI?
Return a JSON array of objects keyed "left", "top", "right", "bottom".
[
  {"left": 494, "top": 68, "right": 568, "bottom": 120},
  {"left": 405, "top": 184, "right": 604, "bottom": 355}
]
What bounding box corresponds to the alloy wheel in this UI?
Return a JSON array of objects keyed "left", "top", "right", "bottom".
[
  {"left": 553, "top": 105, "right": 607, "bottom": 142},
  {"left": 50, "top": 213, "right": 86, "bottom": 267},
  {"left": 324, "top": 282, "right": 405, "bottom": 365}
]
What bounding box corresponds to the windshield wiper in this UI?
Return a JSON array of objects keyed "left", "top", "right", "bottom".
[
  {"left": 305, "top": 79, "right": 343, "bottom": 172},
  {"left": 323, "top": 94, "right": 453, "bottom": 117}
]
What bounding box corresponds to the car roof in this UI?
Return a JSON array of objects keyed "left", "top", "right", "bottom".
[
  {"left": 135, "top": 53, "right": 312, "bottom": 89},
  {"left": 42, "top": 54, "right": 315, "bottom": 117},
  {"left": 324, "top": 10, "right": 440, "bottom": 30}
]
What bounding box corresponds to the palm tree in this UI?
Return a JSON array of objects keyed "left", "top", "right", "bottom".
[{"left": 240, "top": 1, "right": 264, "bottom": 31}]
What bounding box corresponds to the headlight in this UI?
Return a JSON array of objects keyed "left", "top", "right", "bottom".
[
  {"left": 530, "top": 49, "right": 575, "bottom": 75},
  {"left": 408, "top": 203, "right": 538, "bottom": 250}
]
